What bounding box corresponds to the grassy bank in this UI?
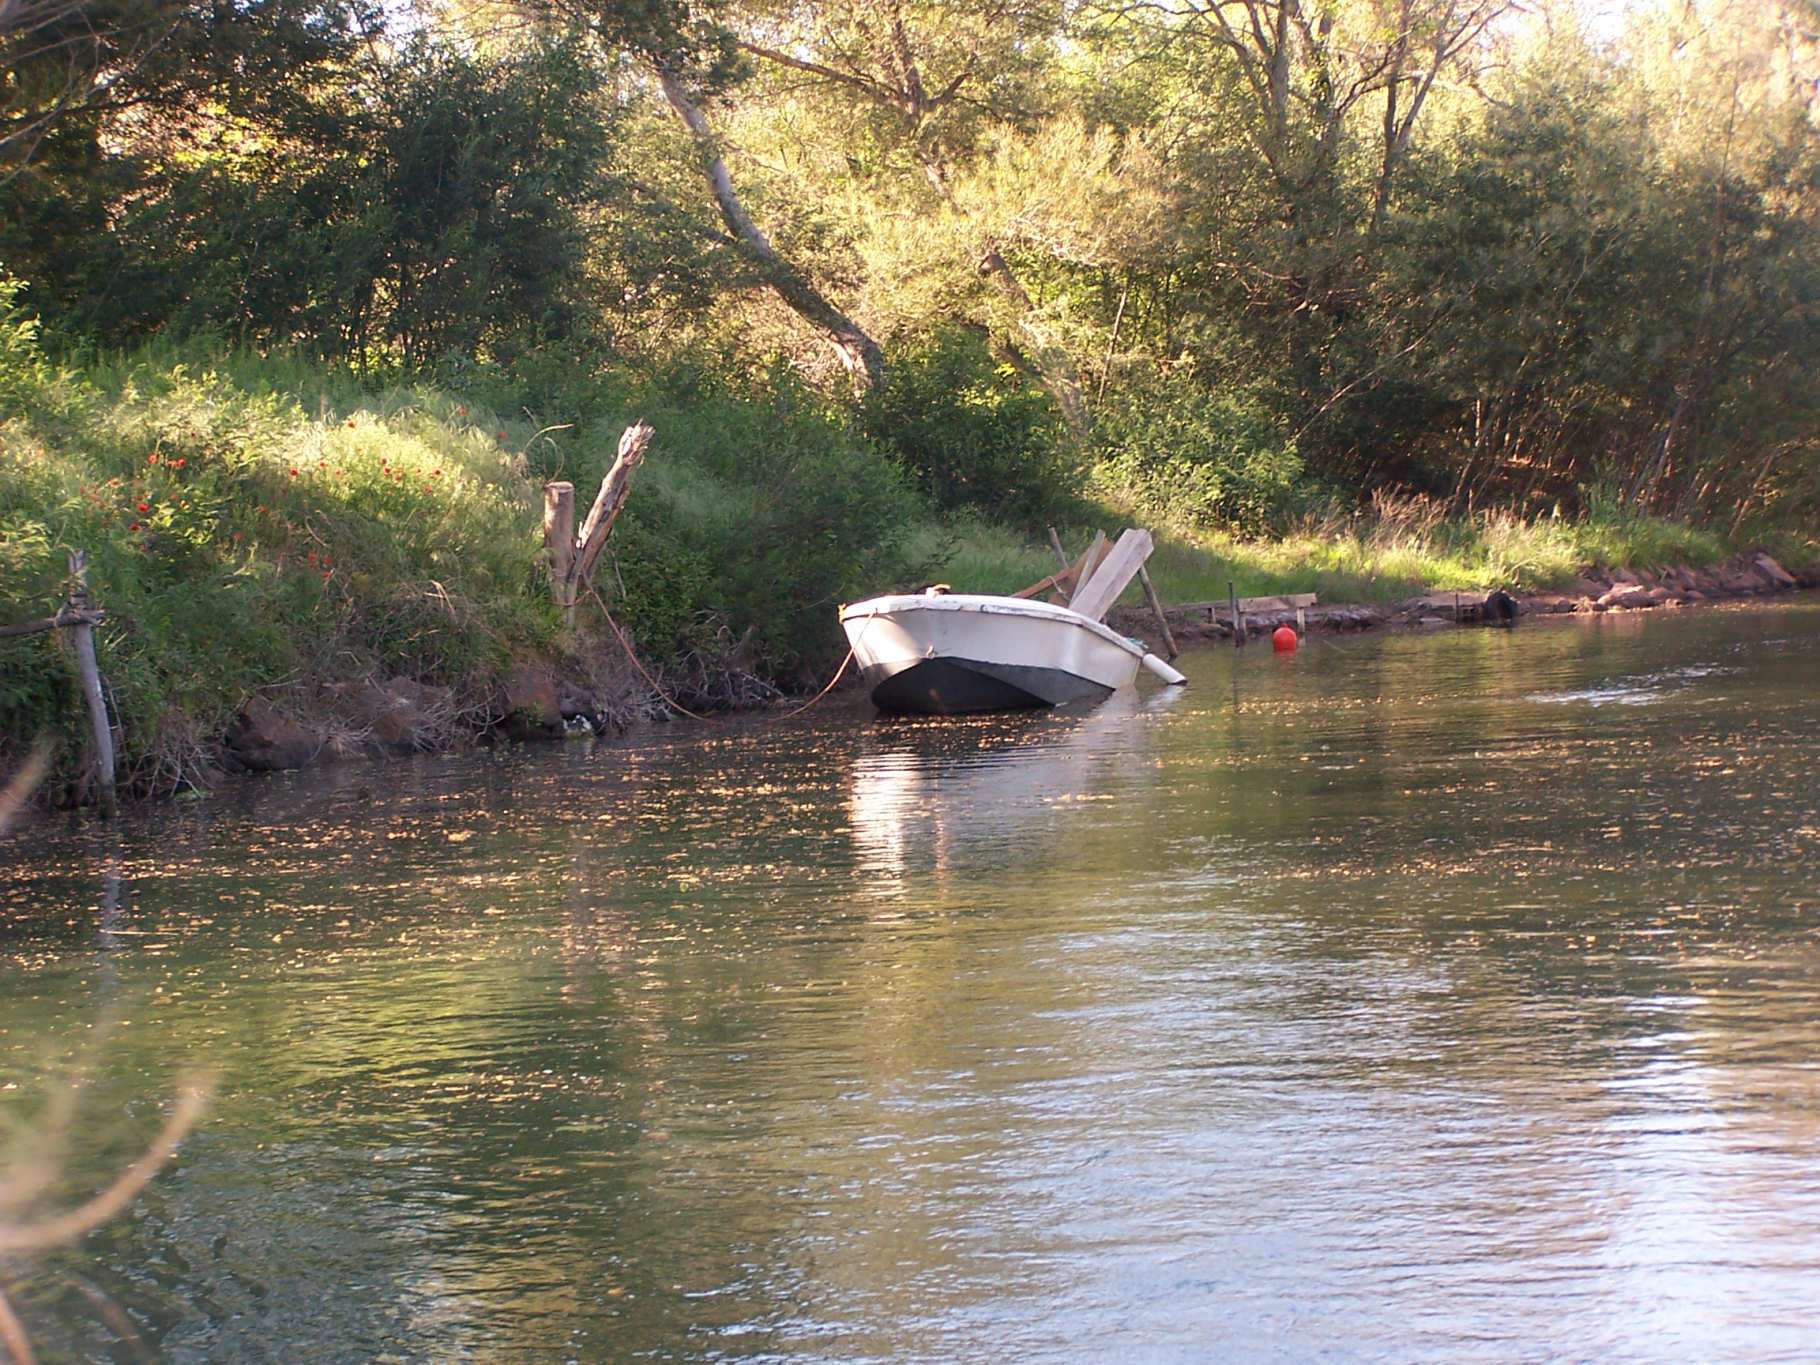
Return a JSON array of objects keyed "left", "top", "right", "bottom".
[
  {"left": 4, "top": 319, "right": 1812, "bottom": 804},
  {"left": 0, "top": 318, "right": 924, "bottom": 798},
  {"left": 924, "top": 491, "right": 1779, "bottom": 607}
]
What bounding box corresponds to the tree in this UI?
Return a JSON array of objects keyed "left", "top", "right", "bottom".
[
  {"left": 732, "top": 0, "right": 1091, "bottom": 422},
  {"left": 653, "top": 56, "right": 885, "bottom": 388},
  {"left": 1, "top": 0, "right": 377, "bottom": 176},
  {"left": 517, "top": 0, "right": 887, "bottom": 388}
]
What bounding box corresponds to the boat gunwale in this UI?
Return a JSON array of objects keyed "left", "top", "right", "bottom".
[{"left": 838, "top": 593, "right": 1146, "bottom": 657}]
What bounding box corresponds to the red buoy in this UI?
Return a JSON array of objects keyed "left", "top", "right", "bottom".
[{"left": 1272, "top": 625, "right": 1299, "bottom": 653}]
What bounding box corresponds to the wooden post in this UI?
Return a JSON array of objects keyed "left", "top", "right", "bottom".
[
  {"left": 1046, "top": 527, "right": 1069, "bottom": 570},
  {"left": 66, "top": 551, "right": 116, "bottom": 817},
  {"left": 541, "top": 422, "right": 653, "bottom": 627},
  {"left": 544, "top": 481, "right": 575, "bottom": 609},
  {"left": 1228, "top": 581, "right": 1244, "bottom": 647},
  {"left": 569, "top": 422, "right": 653, "bottom": 601},
  {"left": 1138, "top": 565, "right": 1178, "bottom": 660}
]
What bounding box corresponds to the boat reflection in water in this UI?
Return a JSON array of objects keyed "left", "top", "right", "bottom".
[{"left": 845, "top": 687, "right": 1184, "bottom": 892}]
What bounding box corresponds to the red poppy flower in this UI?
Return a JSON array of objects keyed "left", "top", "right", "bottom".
[{"left": 136, "top": 502, "right": 149, "bottom": 512}]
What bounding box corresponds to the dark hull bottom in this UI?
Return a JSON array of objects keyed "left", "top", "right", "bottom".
[{"left": 862, "top": 656, "right": 1115, "bottom": 715}]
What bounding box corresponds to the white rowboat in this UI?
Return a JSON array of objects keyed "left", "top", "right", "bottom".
[{"left": 839, "top": 590, "right": 1184, "bottom": 714}]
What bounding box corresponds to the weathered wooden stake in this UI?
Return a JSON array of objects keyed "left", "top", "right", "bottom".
[
  {"left": 544, "top": 481, "right": 575, "bottom": 608},
  {"left": 1138, "top": 565, "right": 1178, "bottom": 660},
  {"left": 571, "top": 423, "right": 652, "bottom": 592},
  {"left": 1228, "top": 581, "right": 1244, "bottom": 648},
  {"left": 66, "top": 551, "right": 116, "bottom": 817},
  {"left": 543, "top": 422, "right": 653, "bottom": 626}
]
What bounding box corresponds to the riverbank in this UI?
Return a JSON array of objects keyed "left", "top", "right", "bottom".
[
  {"left": 6, "top": 331, "right": 1816, "bottom": 806},
  {"left": 6, "top": 545, "right": 1815, "bottom": 820},
  {"left": 1111, "top": 550, "right": 1820, "bottom": 654},
  {"left": 221, "top": 548, "right": 1818, "bottom": 779}
]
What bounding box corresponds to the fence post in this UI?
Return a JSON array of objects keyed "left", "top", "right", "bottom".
[
  {"left": 544, "top": 481, "right": 576, "bottom": 613},
  {"left": 67, "top": 550, "right": 116, "bottom": 817}
]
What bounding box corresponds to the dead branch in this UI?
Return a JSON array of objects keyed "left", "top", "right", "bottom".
[{"left": 0, "top": 1076, "right": 214, "bottom": 1256}]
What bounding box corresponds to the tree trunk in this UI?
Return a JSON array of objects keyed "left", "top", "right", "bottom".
[
  {"left": 654, "top": 62, "right": 884, "bottom": 392},
  {"left": 978, "top": 245, "right": 1086, "bottom": 433}
]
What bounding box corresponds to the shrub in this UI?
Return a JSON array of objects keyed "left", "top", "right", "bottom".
[
  {"left": 1089, "top": 375, "right": 1312, "bottom": 535},
  {"left": 597, "top": 370, "right": 932, "bottom": 680},
  {"left": 859, "top": 327, "right": 1079, "bottom": 529},
  {"left": 0, "top": 326, "right": 560, "bottom": 795}
]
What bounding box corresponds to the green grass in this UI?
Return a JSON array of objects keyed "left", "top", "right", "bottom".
[
  {"left": 1, "top": 316, "right": 929, "bottom": 795},
  {"left": 919, "top": 490, "right": 1747, "bottom": 612},
  {"left": 1, "top": 327, "right": 566, "bottom": 795}
]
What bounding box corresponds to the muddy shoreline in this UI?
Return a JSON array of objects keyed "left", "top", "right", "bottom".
[
  {"left": 213, "top": 549, "right": 1816, "bottom": 782},
  {"left": 1110, "top": 549, "right": 1819, "bottom": 654}
]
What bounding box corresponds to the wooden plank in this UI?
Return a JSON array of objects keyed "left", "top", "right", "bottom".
[
  {"left": 1177, "top": 593, "right": 1318, "bottom": 614},
  {"left": 1239, "top": 592, "right": 1318, "bottom": 612},
  {"left": 1011, "top": 567, "right": 1073, "bottom": 599},
  {"left": 1070, "top": 528, "right": 1154, "bottom": 622},
  {"left": 1065, "top": 531, "right": 1107, "bottom": 608},
  {"left": 0, "top": 607, "right": 106, "bottom": 640},
  {"left": 1409, "top": 591, "right": 1474, "bottom": 611}
]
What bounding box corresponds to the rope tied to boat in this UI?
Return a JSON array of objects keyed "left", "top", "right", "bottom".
[
  {"left": 587, "top": 583, "right": 716, "bottom": 722},
  {"left": 773, "top": 646, "right": 855, "bottom": 721},
  {"left": 587, "top": 583, "right": 856, "bottom": 724}
]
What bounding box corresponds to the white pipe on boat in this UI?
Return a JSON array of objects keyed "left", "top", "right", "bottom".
[{"left": 1141, "top": 653, "right": 1187, "bottom": 685}]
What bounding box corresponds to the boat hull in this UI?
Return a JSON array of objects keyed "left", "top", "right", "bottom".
[{"left": 839, "top": 593, "right": 1145, "bottom": 715}]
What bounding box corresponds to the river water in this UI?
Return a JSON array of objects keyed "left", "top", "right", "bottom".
[{"left": 2, "top": 601, "right": 1817, "bottom": 1363}]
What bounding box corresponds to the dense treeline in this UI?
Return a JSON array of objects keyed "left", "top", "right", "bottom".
[{"left": 5, "top": 0, "right": 1817, "bottom": 533}]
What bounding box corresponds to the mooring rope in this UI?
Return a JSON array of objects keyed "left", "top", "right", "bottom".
[
  {"left": 587, "top": 584, "right": 716, "bottom": 723},
  {"left": 586, "top": 583, "right": 856, "bottom": 724},
  {"left": 772, "top": 646, "right": 855, "bottom": 721}
]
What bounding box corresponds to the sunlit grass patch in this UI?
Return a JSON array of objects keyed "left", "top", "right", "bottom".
[
  {"left": 0, "top": 327, "right": 559, "bottom": 796},
  {"left": 917, "top": 522, "right": 1056, "bottom": 595},
  {"left": 914, "top": 487, "right": 1750, "bottom": 614}
]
